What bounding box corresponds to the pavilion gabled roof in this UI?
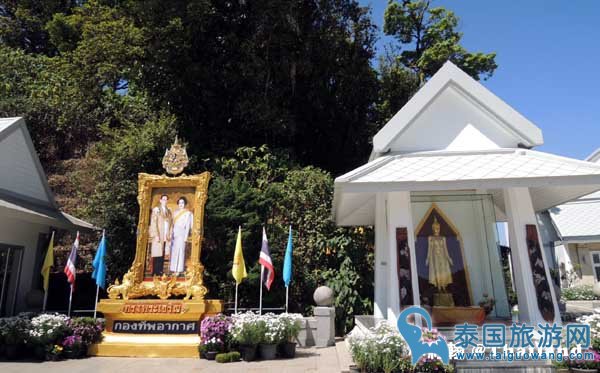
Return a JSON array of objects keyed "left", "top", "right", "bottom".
[{"left": 372, "top": 61, "right": 543, "bottom": 156}]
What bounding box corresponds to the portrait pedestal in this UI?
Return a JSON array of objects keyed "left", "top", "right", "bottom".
[{"left": 89, "top": 298, "right": 222, "bottom": 358}]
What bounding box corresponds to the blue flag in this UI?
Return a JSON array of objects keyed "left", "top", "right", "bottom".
[
  {"left": 283, "top": 225, "right": 293, "bottom": 287},
  {"left": 92, "top": 231, "right": 107, "bottom": 289}
]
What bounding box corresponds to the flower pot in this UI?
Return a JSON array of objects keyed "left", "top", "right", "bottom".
[
  {"left": 240, "top": 344, "right": 257, "bottom": 362},
  {"left": 571, "top": 369, "right": 598, "bottom": 373},
  {"left": 279, "top": 342, "right": 296, "bottom": 358},
  {"left": 33, "top": 345, "right": 46, "bottom": 361},
  {"left": 348, "top": 364, "right": 361, "bottom": 373},
  {"left": 5, "top": 344, "right": 21, "bottom": 360},
  {"left": 205, "top": 351, "right": 218, "bottom": 360},
  {"left": 259, "top": 343, "right": 278, "bottom": 360}
]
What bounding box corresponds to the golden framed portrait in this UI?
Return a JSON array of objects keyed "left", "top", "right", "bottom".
[{"left": 104, "top": 172, "right": 211, "bottom": 302}]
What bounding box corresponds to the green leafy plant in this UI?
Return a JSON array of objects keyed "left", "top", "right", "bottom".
[{"left": 215, "top": 351, "right": 241, "bottom": 363}]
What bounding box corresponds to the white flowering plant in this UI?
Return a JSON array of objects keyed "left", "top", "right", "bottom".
[
  {"left": 347, "top": 321, "right": 408, "bottom": 373},
  {"left": 577, "top": 312, "right": 600, "bottom": 350},
  {"left": 562, "top": 285, "right": 600, "bottom": 301},
  {"left": 258, "top": 313, "right": 286, "bottom": 344},
  {"left": 230, "top": 311, "right": 262, "bottom": 346},
  {"left": 278, "top": 313, "right": 303, "bottom": 342},
  {"left": 28, "top": 313, "right": 71, "bottom": 345}
]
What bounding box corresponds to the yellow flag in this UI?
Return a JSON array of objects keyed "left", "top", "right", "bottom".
[
  {"left": 232, "top": 227, "right": 247, "bottom": 284},
  {"left": 41, "top": 231, "right": 55, "bottom": 292}
]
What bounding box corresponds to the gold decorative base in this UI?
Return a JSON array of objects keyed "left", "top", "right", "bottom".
[
  {"left": 90, "top": 298, "right": 223, "bottom": 358},
  {"left": 433, "top": 292, "right": 455, "bottom": 307},
  {"left": 89, "top": 333, "right": 200, "bottom": 358}
]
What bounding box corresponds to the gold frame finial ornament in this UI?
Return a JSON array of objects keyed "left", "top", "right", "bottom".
[
  {"left": 162, "top": 136, "right": 189, "bottom": 175},
  {"left": 106, "top": 171, "right": 211, "bottom": 300}
]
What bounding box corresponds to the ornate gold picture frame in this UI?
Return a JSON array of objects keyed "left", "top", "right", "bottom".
[{"left": 107, "top": 172, "right": 210, "bottom": 300}]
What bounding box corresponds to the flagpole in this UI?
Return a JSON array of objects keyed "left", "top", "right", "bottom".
[
  {"left": 259, "top": 266, "right": 264, "bottom": 315},
  {"left": 285, "top": 286, "right": 289, "bottom": 313},
  {"left": 67, "top": 285, "right": 73, "bottom": 317},
  {"left": 234, "top": 283, "right": 239, "bottom": 314},
  {"left": 42, "top": 289, "right": 48, "bottom": 312},
  {"left": 42, "top": 230, "right": 55, "bottom": 313},
  {"left": 93, "top": 284, "right": 100, "bottom": 319}
]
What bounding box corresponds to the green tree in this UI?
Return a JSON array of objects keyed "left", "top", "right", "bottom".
[
  {"left": 84, "top": 97, "right": 178, "bottom": 279},
  {"left": 0, "top": 0, "right": 77, "bottom": 55},
  {"left": 384, "top": 0, "right": 497, "bottom": 83},
  {"left": 378, "top": 0, "right": 498, "bottom": 124}
]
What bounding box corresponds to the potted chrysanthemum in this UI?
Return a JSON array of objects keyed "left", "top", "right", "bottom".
[
  {"left": 200, "top": 314, "right": 231, "bottom": 359},
  {"left": 28, "top": 313, "right": 71, "bottom": 360},
  {"left": 4, "top": 316, "right": 31, "bottom": 360},
  {"left": 231, "top": 311, "right": 261, "bottom": 361},
  {"left": 258, "top": 313, "right": 282, "bottom": 360},
  {"left": 278, "top": 313, "right": 302, "bottom": 358}
]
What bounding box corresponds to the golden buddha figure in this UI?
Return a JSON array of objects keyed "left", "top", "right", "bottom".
[{"left": 426, "top": 216, "right": 455, "bottom": 306}]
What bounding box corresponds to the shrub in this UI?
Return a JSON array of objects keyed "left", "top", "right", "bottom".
[
  {"left": 2, "top": 316, "right": 31, "bottom": 345},
  {"left": 68, "top": 317, "right": 104, "bottom": 346},
  {"left": 215, "top": 351, "right": 241, "bottom": 363},
  {"left": 562, "top": 285, "right": 600, "bottom": 301}
]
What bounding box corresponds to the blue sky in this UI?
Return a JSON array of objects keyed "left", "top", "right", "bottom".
[{"left": 359, "top": 0, "right": 600, "bottom": 160}]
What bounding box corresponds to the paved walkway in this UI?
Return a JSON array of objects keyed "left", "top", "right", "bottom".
[{"left": 0, "top": 345, "right": 344, "bottom": 373}]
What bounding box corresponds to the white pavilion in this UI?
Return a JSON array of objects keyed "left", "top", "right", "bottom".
[{"left": 333, "top": 61, "right": 600, "bottom": 327}]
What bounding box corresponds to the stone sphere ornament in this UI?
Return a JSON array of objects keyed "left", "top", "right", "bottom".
[{"left": 313, "top": 286, "right": 335, "bottom": 306}]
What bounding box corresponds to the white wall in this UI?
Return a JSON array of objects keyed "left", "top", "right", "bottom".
[
  {"left": 0, "top": 214, "right": 48, "bottom": 314},
  {"left": 387, "top": 87, "right": 520, "bottom": 153}
]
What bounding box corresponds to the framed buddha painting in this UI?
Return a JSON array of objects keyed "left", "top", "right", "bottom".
[{"left": 414, "top": 203, "right": 472, "bottom": 308}]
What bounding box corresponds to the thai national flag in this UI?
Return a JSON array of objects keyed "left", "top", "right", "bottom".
[
  {"left": 64, "top": 231, "right": 79, "bottom": 291},
  {"left": 259, "top": 227, "right": 275, "bottom": 290}
]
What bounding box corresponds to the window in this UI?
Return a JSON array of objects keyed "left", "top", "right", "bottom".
[{"left": 590, "top": 251, "right": 600, "bottom": 282}]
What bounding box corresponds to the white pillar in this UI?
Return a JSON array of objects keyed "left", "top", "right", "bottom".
[
  {"left": 386, "top": 191, "right": 419, "bottom": 322},
  {"left": 374, "top": 192, "right": 388, "bottom": 320},
  {"left": 503, "top": 187, "right": 560, "bottom": 324}
]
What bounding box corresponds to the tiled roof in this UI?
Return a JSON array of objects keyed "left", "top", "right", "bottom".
[
  {"left": 549, "top": 194, "right": 600, "bottom": 240},
  {"left": 339, "top": 149, "right": 600, "bottom": 184}
]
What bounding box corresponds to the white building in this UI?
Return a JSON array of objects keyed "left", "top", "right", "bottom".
[
  {"left": 549, "top": 149, "right": 600, "bottom": 286},
  {"left": 333, "top": 62, "right": 600, "bottom": 326},
  {"left": 0, "top": 117, "right": 94, "bottom": 316}
]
